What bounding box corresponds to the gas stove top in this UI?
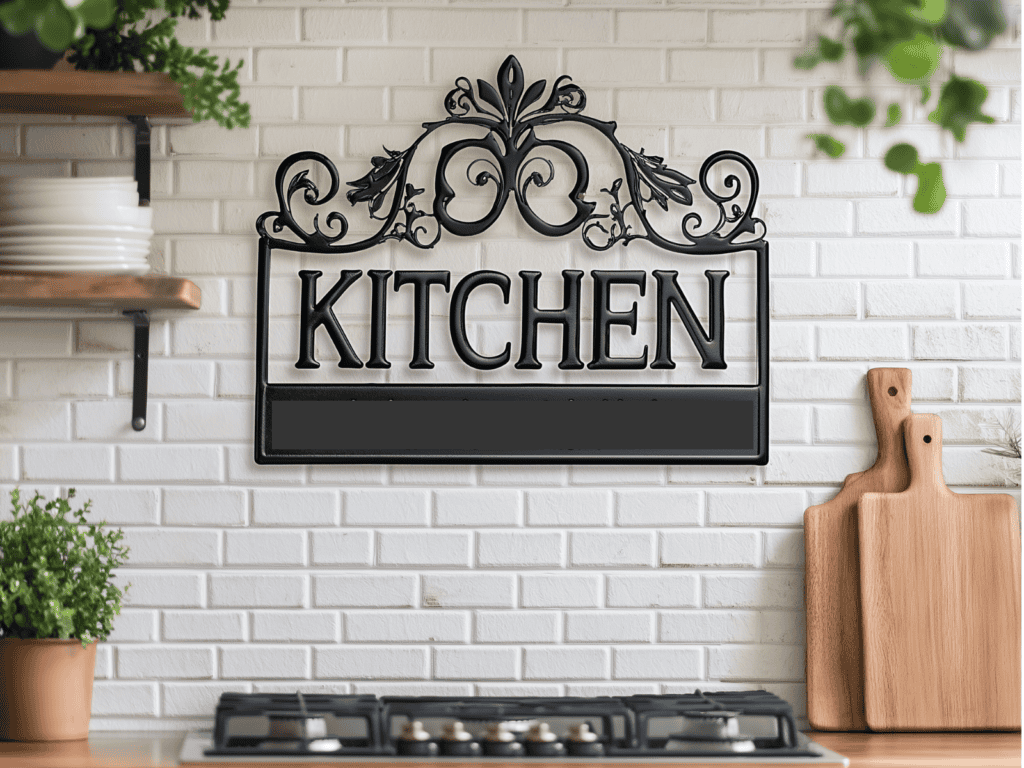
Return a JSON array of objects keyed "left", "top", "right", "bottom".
[{"left": 178, "top": 692, "right": 848, "bottom": 765}]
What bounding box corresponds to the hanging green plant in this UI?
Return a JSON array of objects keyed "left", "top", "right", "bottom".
[
  {"left": 67, "top": 0, "right": 250, "bottom": 129},
  {"left": 796, "top": 0, "right": 1006, "bottom": 213}
]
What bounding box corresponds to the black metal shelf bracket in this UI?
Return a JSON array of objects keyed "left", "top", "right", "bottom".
[
  {"left": 125, "top": 114, "right": 152, "bottom": 431},
  {"left": 127, "top": 115, "right": 151, "bottom": 205},
  {"left": 123, "top": 309, "right": 150, "bottom": 431}
]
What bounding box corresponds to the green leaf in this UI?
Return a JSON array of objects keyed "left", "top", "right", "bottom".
[
  {"left": 823, "top": 85, "right": 876, "bottom": 127},
  {"left": 76, "top": 0, "right": 115, "bottom": 30},
  {"left": 941, "top": 0, "right": 1005, "bottom": 50},
  {"left": 885, "top": 143, "right": 920, "bottom": 174},
  {"left": 823, "top": 85, "right": 850, "bottom": 122},
  {"left": 847, "top": 97, "right": 875, "bottom": 126},
  {"left": 794, "top": 51, "right": 820, "bottom": 70},
  {"left": 853, "top": 28, "right": 882, "bottom": 60},
  {"left": 0, "top": 0, "right": 36, "bottom": 34},
  {"left": 808, "top": 133, "right": 846, "bottom": 158},
  {"left": 819, "top": 35, "right": 844, "bottom": 61},
  {"left": 913, "top": 162, "right": 946, "bottom": 212},
  {"left": 885, "top": 102, "right": 902, "bottom": 127},
  {"left": 908, "top": 0, "right": 947, "bottom": 25},
  {"left": 34, "top": 0, "right": 75, "bottom": 50},
  {"left": 928, "top": 74, "right": 995, "bottom": 142},
  {"left": 885, "top": 32, "right": 941, "bottom": 82}
]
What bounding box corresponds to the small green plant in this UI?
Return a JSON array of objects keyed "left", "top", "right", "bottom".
[
  {"left": 983, "top": 412, "right": 1022, "bottom": 487},
  {"left": 0, "top": 0, "right": 116, "bottom": 52},
  {"left": 0, "top": 489, "right": 130, "bottom": 648},
  {"left": 797, "top": 0, "right": 1007, "bottom": 213},
  {"left": 67, "top": 0, "right": 250, "bottom": 129}
]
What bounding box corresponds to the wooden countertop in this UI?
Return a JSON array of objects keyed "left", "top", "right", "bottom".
[
  {"left": 811, "top": 732, "right": 1020, "bottom": 766},
  {"left": 0, "top": 731, "right": 1018, "bottom": 767},
  {"left": 2, "top": 733, "right": 1015, "bottom": 768}
]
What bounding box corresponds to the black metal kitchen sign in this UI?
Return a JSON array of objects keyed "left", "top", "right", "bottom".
[{"left": 254, "top": 56, "right": 769, "bottom": 464}]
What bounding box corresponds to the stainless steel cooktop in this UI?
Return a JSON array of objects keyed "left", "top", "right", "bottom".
[{"left": 177, "top": 692, "right": 848, "bottom": 766}]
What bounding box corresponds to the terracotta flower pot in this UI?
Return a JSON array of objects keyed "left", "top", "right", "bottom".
[{"left": 0, "top": 638, "right": 97, "bottom": 741}]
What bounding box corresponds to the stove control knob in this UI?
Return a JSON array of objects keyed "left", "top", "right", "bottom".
[
  {"left": 484, "top": 723, "right": 516, "bottom": 742},
  {"left": 402, "top": 721, "right": 432, "bottom": 741},
  {"left": 482, "top": 723, "right": 525, "bottom": 757},
  {"left": 525, "top": 723, "right": 565, "bottom": 757},
  {"left": 440, "top": 722, "right": 482, "bottom": 757},
  {"left": 527, "top": 723, "right": 557, "bottom": 743},
  {"left": 567, "top": 723, "right": 598, "bottom": 743},
  {"left": 396, "top": 721, "right": 438, "bottom": 757},
  {"left": 442, "top": 721, "right": 472, "bottom": 741},
  {"left": 567, "top": 724, "right": 604, "bottom": 757}
]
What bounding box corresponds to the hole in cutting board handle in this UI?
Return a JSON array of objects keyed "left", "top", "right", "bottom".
[
  {"left": 888, "top": 387, "right": 898, "bottom": 396},
  {"left": 923, "top": 435, "right": 932, "bottom": 443}
]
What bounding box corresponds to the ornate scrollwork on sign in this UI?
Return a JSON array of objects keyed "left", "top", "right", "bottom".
[{"left": 256, "top": 55, "right": 765, "bottom": 255}]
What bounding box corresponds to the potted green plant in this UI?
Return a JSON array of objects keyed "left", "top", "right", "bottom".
[
  {"left": 0, "top": 488, "right": 130, "bottom": 741},
  {"left": 0, "top": 0, "right": 115, "bottom": 69},
  {"left": 68, "top": 0, "right": 251, "bottom": 128},
  {"left": 0, "top": 0, "right": 249, "bottom": 128}
]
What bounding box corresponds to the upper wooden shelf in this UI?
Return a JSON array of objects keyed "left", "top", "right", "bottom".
[
  {"left": 0, "top": 272, "right": 201, "bottom": 310},
  {"left": 0, "top": 70, "right": 190, "bottom": 118}
]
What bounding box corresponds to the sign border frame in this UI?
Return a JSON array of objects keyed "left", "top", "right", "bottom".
[{"left": 252, "top": 55, "right": 770, "bottom": 465}]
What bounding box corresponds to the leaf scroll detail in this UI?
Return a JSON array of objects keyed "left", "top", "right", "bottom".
[
  {"left": 626, "top": 148, "right": 696, "bottom": 209},
  {"left": 519, "top": 78, "right": 547, "bottom": 117},
  {"left": 346, "top": 147, "right": 407, "bottom": 218}
]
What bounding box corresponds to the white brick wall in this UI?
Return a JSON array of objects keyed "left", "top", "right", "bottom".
[{"left": 2, "top": 0, "right": 1019, "bottom": 731}]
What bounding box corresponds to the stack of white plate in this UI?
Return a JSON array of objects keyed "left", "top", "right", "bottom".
[{"left": 0, "top": 177, "right": 152, "bottom": 275}]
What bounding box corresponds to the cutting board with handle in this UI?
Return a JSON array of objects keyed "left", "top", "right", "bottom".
[
  {"left": 804, "top": 368, "right": 912, "bottom": 731},
  {"left": 859, "top": 413, "right": 1021, "bottom": 731}
]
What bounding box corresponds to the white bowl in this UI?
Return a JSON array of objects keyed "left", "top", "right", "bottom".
[
  {"left": 0, "top": 241, "right": 149, "bottom": 253},
  {"left": 0, "top": 244, "right": 149, "bottom": 257},
  {"left": 0, "top": 224, "right": 153, "bottom": 241},
  {"left": 0, "top": 187, "right": 138, "bottom": 198},
  {"left": 0, "top": 258, "right": 151, "bottom": 266},
  {"left": 0, "top": 234, "right": 150, "bottom": 247},
  {"left": 0, "top": 176, "right": 136, "bottom": 186},
  {"left": 0, "top": 178, "right": 137, "bottom": 185},
  {"left": 0, "top": 257, "right": 148, "bottom": 263},
  {"left": 0, "top": 206, "right": 152, "bottom": 228},
  {"left": 0, "top": 262, "right": 150, "bottom": 275},
  {"left": 0, "top": 190, "right": 139, "bottom": 208},
  {"left": 0, "top": 255, "right": 149, "bottom": 264}
]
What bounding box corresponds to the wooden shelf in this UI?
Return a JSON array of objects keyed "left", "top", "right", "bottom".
[
  {"left": 0, "top": 272, "right": 201, "bottom": 310},
  {"left": 0, "top": 271, "right": 201, "bottom": 430},
  {"left": 0, "top": 74, "right": 198, "bottom": 432},
  {"left": 0, "top": 70, "right": 189, "bottom": 118}
]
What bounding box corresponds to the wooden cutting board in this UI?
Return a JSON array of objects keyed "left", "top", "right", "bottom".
[
  {"left": 859, "top": 413, "right": 1021, "bottom": 731},
  {"left": 804, "top": 368, "right": 912, "bottom": 731}
]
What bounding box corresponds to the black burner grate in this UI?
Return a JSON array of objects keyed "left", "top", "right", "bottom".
[{"left": 204, "top": 691, "right": 817, "bottom": 759}]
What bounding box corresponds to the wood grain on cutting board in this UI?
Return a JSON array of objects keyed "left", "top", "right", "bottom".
[
  {"left": 859, "top": 413, "right": 1021, "bottom": 731},
  {"left": 805, "top": 368, "right": 912, "bottom": 731}
]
